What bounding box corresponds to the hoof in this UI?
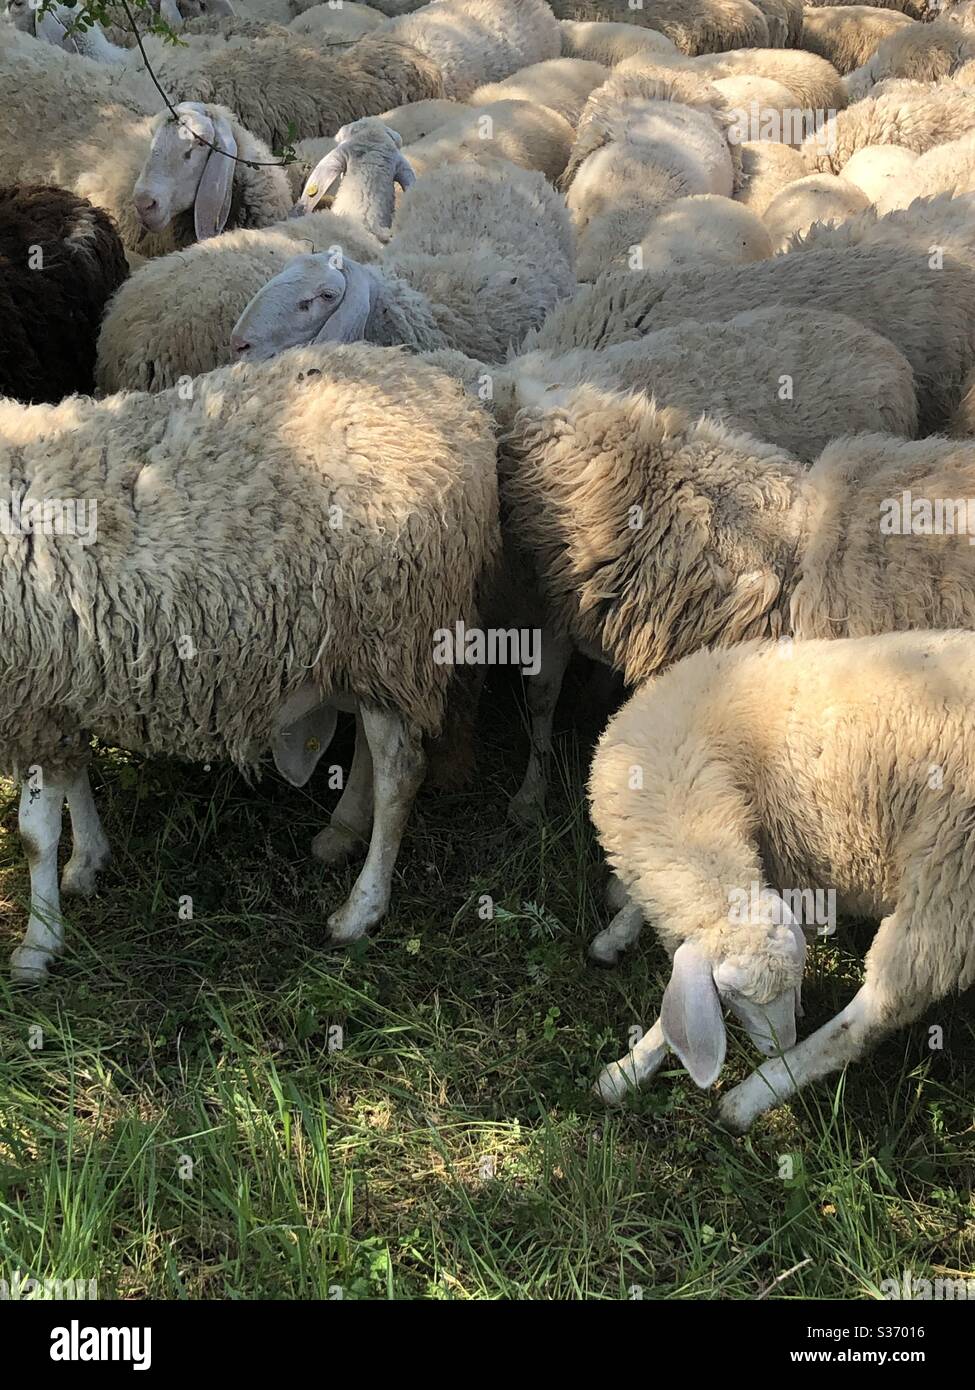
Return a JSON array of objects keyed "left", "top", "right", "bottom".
[
  {"left": 61, "top": 845, "right": 110, "bottom": 898},
  {"left": 10, "top": 946, "right": 53, "bottom": 985},
  {"left": 715, "top": 1093, "right": 753, "bottom": 1136},
  {"left": 588, "top": 935, "right": 622, "bottom": 968},
  {"left": 593, "top": 1061, "right": 634, "bottom": 1107},
  {"left": 507, "top": 790, "right": 545, "bottom": 827},
  {"left": 311, "top": 823, "right": 365, "bottom": 868},
  {"left": 326, "top": 902, "right": 374, "bottom": 946}
]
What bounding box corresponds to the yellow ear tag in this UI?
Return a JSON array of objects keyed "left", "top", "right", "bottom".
[
  {"left": 305, "top": 737, "right": 321, "bottom": 753},
  {"left": 306, "top": 185, "right": 318, "bottom": 198}
]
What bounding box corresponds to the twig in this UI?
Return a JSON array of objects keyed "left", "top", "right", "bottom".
[{"left": 756, "top": 1257, "right": 813, "bottom": 1299}]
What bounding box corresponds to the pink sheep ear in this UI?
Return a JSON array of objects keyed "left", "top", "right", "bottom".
[
  {"left": 194, "top": 113, "right": 237, "bottom": 240},
  {"left": 661, "top": 941, "right": 727, "bottom": 1088}
]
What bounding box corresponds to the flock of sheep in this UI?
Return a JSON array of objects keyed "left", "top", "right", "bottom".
[{"left": 2, "top": 0, "right": 975, "bottom": 1135}]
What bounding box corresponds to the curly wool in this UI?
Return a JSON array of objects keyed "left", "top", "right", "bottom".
[
  {"left": 0, "top": 185, "right": 128, "bottom": 404},
  {"left": 800, "top": 6, "right": 916, "bottom": 76},
  {"left": 547, "top": 0, "right": 771, "bottom": 56},
  {"left": 843, "top": 18, "right": 975, "bottom": 100},
  {"left": 523, "top": 245, "right": 975, "bottom": 433},
  {"left": 0, "top": 345, "right": 498, "bottom": 776},
  {"left": 382, "top": 0, "right": 561, "bottom": 99},
  {"left": 805, "top": 79, "right": 975, "bottom": 173}
]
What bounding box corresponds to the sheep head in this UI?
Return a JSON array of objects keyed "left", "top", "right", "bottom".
[
  {"left": 291, "top": 118, "right": 416, "bottom": 240},
  {"left": 231, "top": 256, "right": 378, "bottom": 361},
  {"left": 134, "top": 103, "right": 238, "bottom": 240},
  {"left": 661, "top": 890, "right": 807, "bottom": 1087}
]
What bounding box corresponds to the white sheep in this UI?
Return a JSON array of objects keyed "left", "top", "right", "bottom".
[
  {"left": 761, "top": 172, "right": 871, "bottom": 251},
  {"left": 590, "top": 625, "right": 975, "bottom": 1130},
  {"left": 842, "top": 17, "right": 975, "bottom": 100},
  {"left": 804, "top": 78, "right": 975, "bottom": 173},
  {"left": 0, "top": 35, "right": 291, "bottom": 257},
  {"left": 734, "top": 139, "right": 808, "bottom": 215},
  {"left": 403, "top": 99, "right": 575, "bottom": 182},
  {"left": 549, "top": 0, "right": 772, "bottom": 56},
  {"left": 95, "top": 210, "right": 382, "bottom": 393},
  {"left": 468, "top": 57, "right": 609, "bottom": 126},
  {"left": 799, "top": 5, "right": 916, "bottom": 76},
  {"left": 838, "top": 142, "right": 919, "bottom": 208},
  {"left": 861, "top": 129, "right": 975, "bottom": 208},
  {"left": 635, "top": 194, "right": 774, "bottom": 272},
  {"left": 524, "top": 244, "right": 975, "bottom": 432},
  {"left": 558, "top": 19, "right": 680, "bottom": 67},
  {"left": 234, "top": 147, "right": 575, "bottom": 362},
  {"left": 287, "top": 1, "right": 384, "bottom": 41},
  {"left": 382, "top": 0, "right": 561, "bottom": 100},
  {"left": 1, "top": 344, "right": 498, "bottom": 982}
]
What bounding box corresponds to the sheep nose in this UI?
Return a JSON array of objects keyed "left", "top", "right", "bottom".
[
  {"left": 231, "top": 335, "right": 251, "bottom": 356},
  {"left": 134, "top": 193, "right": 158, "bottom": 214}
]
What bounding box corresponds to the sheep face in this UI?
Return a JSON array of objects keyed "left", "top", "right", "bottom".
[
  {"left": 660, "top": 892, "right": 806, "bottom": 1087},
  {"left": 134, "top": 105, "right": 238, "bottom": 241},
  {"left": 232, "top": 256, "right": 373, "bottom": 361}
]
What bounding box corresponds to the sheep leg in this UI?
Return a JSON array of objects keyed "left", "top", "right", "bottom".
[
  {"left": 311, "top": 712, "right": 374, "bottom": 867},
  {"left": 594, "top": 1019, "right": 669, "bottom": 1105},
  {"left": 61, "top": 766, "right": 111, "bottom": 897},
  {"left": 589, "top": 895, "right": 646, "bottom": 966},
  {"left": 508, "top": 628, "right": 572, "bottom": 826},
  {"left": 326, "top": 707, "right": 425, "bottom": 944},
  {"left": 716, "top": 981, "right": 888, "bottom": 1134},
  {"left": 10, "top": 777, "right": 69, "bottom": 984}
]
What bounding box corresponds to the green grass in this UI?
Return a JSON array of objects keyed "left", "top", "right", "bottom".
[{"left": 0, "top": 673, "right": 972, "bottom": 1300}]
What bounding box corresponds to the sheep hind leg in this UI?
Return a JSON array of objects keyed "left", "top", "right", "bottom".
[
  {"left": 325, "top": 707, "right": 425, "bottom": 945},
  {"left": 311, "top": 712, "right": 373, "bottom": 867},
  {"left": 508, "top": 628, "right": 572, "bottom": 826},
  {"left": 589, "top": 892, "right": 646, "bottom": 967},
  {"left": 10, "top": 777, "right": 69, "bottom": 984},
  {"left": 61, "top": 766, "right": 111, "bottom": 897}
]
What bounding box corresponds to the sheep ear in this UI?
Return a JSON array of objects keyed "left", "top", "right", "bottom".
[
  {"left": 271, "top": 683, "right": 338, "bottom": 788},
  {"left": 36, "top": 6, "right": 78, "bottom": 51},
  {"left": 292, "top": 146, "right": 347, "bottom": 216},
  {"left": 384, "top": 125, "right": 403, "bottom": 148},
  {"left": 661, "top": 941, "right": 727, "bottom": 1089},
  {"left": 194, "top": 113, "right": 237, "bottom": 240},
  {"left": 394, "top": 152, "right": 416, "bottom": 191},
  {"left": 314, "top": 260, "right": 372, "bottom": 345}
]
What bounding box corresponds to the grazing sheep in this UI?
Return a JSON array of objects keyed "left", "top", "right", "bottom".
[
  {"left": 0, "top": 184, "right": 128, "bottom": 404},
  {"left": 377, "top": 97, "right": 470, "bottom": 144},
  {"left": 288, "top": 1, "right": 384, "bottom": 41},
  {"left": 95, "top": 210, "right": 381, "bottom": 393},
  {"left": 876, "top": 129, "right": 975, "bottom": 205},
  {"left": 734, "top": 139, "right": 808, "bottom": 214},
  {"left": 524, "top": 245, "right": 975, "bottom": 432},
  {"left": 800, "top": 6, "right": 915, "bottom": 76},
  {"left": 468, "top": 58, "right": 609, "bottom": 125},
  {"left": 839, "top": 142, "right": 919, "bottom": 207},
  {"left": 713, "top": 74, "right": 807, "bottom": 146},
  {"left": 562, "top": 69, "right": 741, "bottom": 278},
  {"left": 805, "top": 0, "right": 929, "bottom": 15},
  {"left": 805, "top": 79, "right": 975, "bottom": 173},
  {"left": 290, "top": 117, "right": 417, "bottom": 238},
  {"left": 636, "top": 195, "right": 773, "bottom": 272},
  {"left": 382, "top": 0, "right": 562, "bottom": 100},
  {"left": 234, "top": 153, "right": 575, "bottom": 362},
  {"left": 403, "top": 99, "right": 575, "bottom": 181},
  {"left": 842, "top": 18, "right": 975, "bottom": 100},
  {"left": 0, "top": 36, "right": 291, "bottom": 256},
  {"left": 547, "top": 0, "right": 771, "bottom": 56},
  {"left": 2, "top": 344, "right": 499, "bottom": 982},
  {"left": 783, "top": 190, "right": 975, "bottom": 266},
  {"left": 590, "top": 627, "right": 975, "bottom": 1129},
  {"left": 559, "top": 19, "right": 680, "bottom": 66},
  {"left": 762, "top": 172, "right": 871, "bottom": 250}
]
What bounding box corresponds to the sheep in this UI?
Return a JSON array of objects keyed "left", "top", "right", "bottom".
[
  {"left": 944, "top": 0, "right": 975, "bottom": 28},
  {"left": 635, "top": 194, "right": 773, "bottom": 273},
  {"left": 951, "top": 363, "right": 975, "bottom": 433},
  {"left": 782, "top": 189, "right": 975, "bottom": 265},
  {"left": 0, "top": 35, "right": 292, "bottom": 257},
  {"left": 289, "top": 117, "right": 416, "bottom": 237},
  {"left": 749, "top": 0, "right": 796, "bottom": 46},
  {"left": 860, "top": 129, "right": 975, "bottom": 207},
  {"left": 761, "top": 172, "right": 871, "bottom": 250},
  {"left": 1, "top": 343, "right": 499, "bottom": 982},
  {"left": 839, "top": 142, "right": 919, "bottom": 207},
  {"left": 233, "top": 151, "right": 575, "bottom": 363},
  {"left": 842, "top": 18, "right": 975, "bottom": 100},
  {"left": 562, "top": 69, "right": 742, "bottom": 279},
  {"left": 589, "top": 627, "right": 975, "bottom": 1128},
  {"left": 402, "top": 100, "right": 575, "bottom": 181},
  {"left": 0, "top": 184, "right": 128, "bottom": 404},
  {"left": 502, "top": 392, "right": 975, "bottom": 832},
  {"left": 804, "top": 79, "right": 975, "bottom": 173},
  {"left": 381, "top": 0, "right": 562, "bottom": 101},
  {"left": 95, "top": 209, "right": 382, "bottom": 393},
  {"left": 805, "top": 0, "right": 929, "bottom": 16},
  {"left": 288, "top": 1, "right": 385, "bottom": 41},
  {"left": 693, "top": 48, "right": 848, "bottom": 117},
  {"left": 376, "top": 97, "right": 469, "bottom": 144},
  {"left": 468, "top": 58, "right": 610, "bottom": 126},
  {"left": 523, "top": 245, "right": 975, "bottom": 432},
  {"left": 559, "top": 19, "right": 680, "bottom": 67},
  {"left": 712, "top": 74, "right": 807, "bottom": 146},
  {"left": 799, "top": 6, "right": 916, "bottom": 76},
  {"left": 734, "top": 139, "right": 808, "bottom": 214},
  {"left": 547, "top": 0, "right": 772, "bottom": 56}
]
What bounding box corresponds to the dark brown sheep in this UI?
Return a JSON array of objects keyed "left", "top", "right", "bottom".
[{"left": 0, "top": 185, "right": 128, "bottom": 404}]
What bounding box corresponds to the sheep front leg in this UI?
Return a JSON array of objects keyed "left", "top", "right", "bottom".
[
  {"left": 508, "top": 628, "right": 572, "bottom": 826},
  {"left": 326, "top": 707, "right": 425, "bottom": 945},
  {"left": 311, "top": 712, "right": 373, "bottom": 867},
  {"left": 589, "top": 896, "right": 646, "bottom": 966},
  {"left": 10, "top": 776, "right": 69, "bottom": 984},
  {"left": 717, "top": 981, "right": 888, "bottom": 1134},
  {"left": 594, "top": 1018, "right": 669, "bottom": 1104},
  {"left": 61, "top": 766, "right": 111, "bottom": 897}
]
